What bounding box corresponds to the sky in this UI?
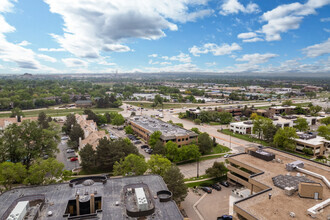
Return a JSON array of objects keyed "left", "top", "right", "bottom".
[{"left": 0, "top": 0, "right": 329, "bottom": 74}]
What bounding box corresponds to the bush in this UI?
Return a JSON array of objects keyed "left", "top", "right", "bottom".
[{"left": 194, "top": 119, "right": 201, "bottom": 125}]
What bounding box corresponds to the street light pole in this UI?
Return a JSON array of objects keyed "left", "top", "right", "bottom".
[
  {"left": 196, "top": 156, "right": 199, "bottom": 178},
  {"left": 229, "top": 132, "right": 231, "bottom": 149}
]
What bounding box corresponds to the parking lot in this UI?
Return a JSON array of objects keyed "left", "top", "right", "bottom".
[
  {"left": 56, "top": 136, "right": 79, "bottom": 171},
  {"left": 181, "top": 185, "right": 233, "bottom": 220}
]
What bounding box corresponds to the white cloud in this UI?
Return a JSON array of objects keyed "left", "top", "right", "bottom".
[
  {"left": 43, "top": 0, "right": 212, "bottom": 58},
  {"left": 160, "top": 62, "right": 171, "bottom": 65},
  {"left": 219, "top": 0, "right": 260, "bottom": 15},
  {"left": 205, "top": 62, "right": 217, "bottom": 66},
  {"left": 260, "top": 0, "right": 330, "bottom": 41},
  {"left": 236, "top": 53, "right": 278, "bottom": 64},
  {"left": 145, "top": 63, "right": 200, "bottom": 72},
  {"left": 37, "top": 54, "right": 57, "bottom": 63},
  {"left": 148, "top": 59, "right": 159, "bottom": 65},
  {"left": 0, "top": 0, "right": 16, "bottom": 13},
  {"left": 320, "top": 17, "right": 330, "bottom": 22},
  {"left": 243, "top": 37, "right": 264, "bottom": 43},
  {"left": 38, "top": 48, "right": 66, "bottom": 52},
  {"left": 17, "top": 40, "right": 31, "bottom": 46},
  {"left": 98, "top": 60, "right": 116, "bottom": 66},
  {"left": 237, "top": 32, "right": 257, "bottom": 39},
  {"left": 302, "top": 38, "right": 330, "bottom": 57},
  {"left": 189, "top": 43, "right": 241, "bottom": 56},
  {"left": 324, "top": 28, "right": 330, "bottom": 33},
  {"left": 169, "top": 52, "right": 192, "bottom": 63},
  {"left": 62, "top": 58, "right": 88, "bottom": 68},
  {"left": 148, "top": 54, "right": 158, "bottom": 58}
]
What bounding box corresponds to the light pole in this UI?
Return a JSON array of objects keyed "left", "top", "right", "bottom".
[
  {"left": 196, "top": 156, "right": 200, "bottom": 178},
  {"left": 229, "top": 132, "right": 231, "bottom": 149}
]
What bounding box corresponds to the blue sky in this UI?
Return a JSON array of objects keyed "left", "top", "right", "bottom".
[{"left": 0, "top": 0, "right": 329, "bottom": 74}]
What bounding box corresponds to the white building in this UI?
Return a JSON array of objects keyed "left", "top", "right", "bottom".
[
  {"left": 272, "top": 117, "right": 294, "bottom": 128},
  {"left": 230, "top": 121, "right": 253, "bottom": 134}
]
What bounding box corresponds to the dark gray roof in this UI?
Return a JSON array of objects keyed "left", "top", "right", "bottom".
[
  {"left": 75, "top": 100, "right": 92, "bottom": 104},
  {"left": 0, "top": 175, "right": 183, "bottom": 220}
]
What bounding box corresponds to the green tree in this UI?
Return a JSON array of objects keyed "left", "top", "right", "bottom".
[
  {"left": 194, "top": 118, "right": 201, "bottom": 125},
  {"left": 113, "top": 154, "right": 148, "bottom": 176},
  {"left": 147, "top": 154, "right": 172, "bottom": 177},
  {"left": 218, "top": 112, "right": 233, "bottom": 124},
  {"left": 205, "top": 162, "right": 228, "bottom": 178},
  {"left": 252, "top": 116, "right": 264, "bottom": 139},
  {"left": 38, "top": 111, "right": 49, "bottom": 129},
  {"left": 191, "top": 127, "right": 201, "bottom": 134},
  {"left": 317, "top": 125, "right": 330, "bottom": 140},
  {"left": 165, "top": 141, "right": 179, "bottom": 162},
  {"left": 149, "top": 131, "right": 162, "bottom": 148},
  {"left": 61, "top": 94, "right": 70, "bottom": 103},
  {"left": 124, "top": 125, "right": 134, "bottom": 134},
  {"left": 320, "top": 117, "right": 330, "bottom": 125},
  {"left": 163, "top": 165, "right": 187, "bottom": 204},
  {"left": 282, "top": 100, "right": 293, "bottom": 106},
  {"left": 63, "top": 114, "right": 76, "bottom": 135},
  {"left": 112, "top": 114, "right": 125, "bottom": 126},
  {"left": 153, "top": 94, "right": 163, "bottom": 108},
  {"left": 0, "top": 162, "right": 26, "bottom": 191},
  {"left": 197, "top": 132, "right": 213, "bottom": 154},
  {"left": 25, "top": 158, "right": 65, "bottom": 185},
  {"left": 273, "top": 127, "right": 298, "bottom": 151},
  {"left": 10, "top": 107, "right": 24, "bottom": 122},
  {"left": 262, "top": 120, "right": 278, "bottom": 143},
  {"left": 175, "top": 123, "right": 184, "bottom": 128},
  {"left": 294, "top": 118, "right": 309, "bottom": 132},
  {"left": 310, "top": 105, "right": 322, "bottom": 115},
  {"left": 178, "top": 144, "right": 201, "bottom": 161},
  {"left": 79, "top": 144, "right": 97, "bottom": 172},
  {"left": 96, "top": 138, "right": 138, "bottom": 172},
  {"left": 153, "top": 140, "right": 166, "bottom": 155},
  {"left": 68, "top": 124, "right": 84, "bottom": 149}
]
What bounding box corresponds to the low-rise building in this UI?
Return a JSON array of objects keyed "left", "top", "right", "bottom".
[
  {"left": 0, "top": 116, "right": 38, "bottom": 130},
  {"left": 230, "top": 121, "right": 253, "bottom": 135},
  {"left": 129, "top": 116, "right": 198, "bottom": 147},
  {"left": 268, "top": 106, "right": 296, "bottom": 116},
  {"left": 272, "top": 117, "right": 294, "bottom": 128},
  {"left": 227, "top": 147, "right": 330, "bottom": 220},
  {"left": 294, "top": 132, "right": 330, "bottom": 156},
  {"left": 75, "top": 100, "right": 93, "bottom": 108},
  {"left": 0, "top": 175, "right": 182, "bottom": 220}
]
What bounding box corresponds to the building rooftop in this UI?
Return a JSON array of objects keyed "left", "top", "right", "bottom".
[
  {"left": 230, "top": 121, "right": 253, "bottom": 127},
  {"left": 231, "top": 148, "right": 330, "bottom": 220},
  {"left": 130, "top": 116, "right": 197, "bottom": 140},
  {"left": 0, "top": 175, "right": 182, "bottom": 220},
  {"left": 295, "top": 133, "right": 329, "bottom": 146}
]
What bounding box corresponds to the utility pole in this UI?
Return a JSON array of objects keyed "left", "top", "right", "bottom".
[
  {"left": 229, "top": 132, "right": 231, "bottom": 149},
  {"left": 196, "top": 156, "right": 200, "bottom": 178}
]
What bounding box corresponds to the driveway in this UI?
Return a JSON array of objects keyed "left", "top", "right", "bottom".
[{"left": 56, "top": 138, "right": 79, "bottom": 171}]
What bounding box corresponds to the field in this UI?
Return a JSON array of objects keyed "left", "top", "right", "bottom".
[
  {"left": 125, "top": 101, "right": 222, "bottom": 109},
  {"left": 0, "top": 107, "right": 122, "bottom": 118}
]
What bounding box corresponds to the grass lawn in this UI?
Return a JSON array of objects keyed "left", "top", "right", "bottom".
[
  {"left": 219, "top": 129, "right": 270, "bottom": 146},
  {"left": 184, "top": 174, "right": 209, "bottom": 182},
  {"left": 204, "top": 144, "right": 231, "bottom": 155},
  {"left": 176, "top": 154, "right": 224, "bottom": 165},
  {"left": 124, "top": 101, "right": 220, "bottom": 109},
  {"left": 185, "top": 176, "right": 227, "bottom": 188},
  {"left": 209, "top": 122, "right": 222, "bottom": 125},
  {"left": 0, "top": 107, "right": 121, "bottom": 118}
]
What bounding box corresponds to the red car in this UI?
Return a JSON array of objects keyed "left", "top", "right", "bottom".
[{"left": 70, "top": 157, "right": 78, "bottom": 162}]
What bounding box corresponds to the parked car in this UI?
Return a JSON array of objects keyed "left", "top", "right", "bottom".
[
  {"left": 61, "top": 136, "right": 69, "bottom": 140},
  {"left": 70, "top": 157, "right": 78, "bottom": 162},
  {"left": 211, "top": 183, "right": 222, "bottom": 191},
  {"left": 217, "top": 215, "right": 232, "bottom": 220},
  {"left": 220, "top": 181, "right": 230, "bottom": 187},
  {"left": 141, "top": 145, "right": 149, "bottom": 149},
  {"left": 201, "top": 187, "right": 212, "bottom": 194},
  {"left": 133, "top": 140, "right": 141, "bottom": 144},
  {"left": 224, "top": 154, "right": 229, "bottom": 158},
  {"left": 66, "top": 149, "right": 75, "bottom": 153},
  {"left": 146, "top": 148, "right": 153, "bottom": 154}
]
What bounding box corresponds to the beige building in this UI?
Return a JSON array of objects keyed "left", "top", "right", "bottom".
[
  {"left": 227, "top": 147, "right": 330, "bottom": 220},
  {"left": 129, "top": 116, "right": 198, "bottom": 147},
  {"left": 0, "top": 116, "right": 38, "bottom": 130},
  {"left": 294, "top": 132, "right": 330, "bottom": 156}
]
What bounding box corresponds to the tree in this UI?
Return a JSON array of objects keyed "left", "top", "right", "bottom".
[
  {"left": 178, "top": 144, "right": 201, "bottom": 161},
  {"left": 96, "top": 138, "right": 138, "bottom": 172},
  {"left": 165, "top": 141, "right": 179, "bottom": 162},
  {"left": 79, "top": 144, "right": 97, "bottom": 172},
  {"left": 10, "top": 107, "right": 24, "bottom": 122},
  {"left": 124, "top": 125, "right": 134, "bottom": 134},
  {"left": 205, "top": 162, "right": 228, "bottom": 178},
  {"left": 218, "top": 112, "right": 233, "bottom": 124},
  {"left": 310, "top": 105, "right": 322, "bottom": 115},
  {"left": 273, "top": 127, "right": 298, "bottom": 151},
  {"left": 63, "top": 114, "right": 76, "bottom": 135},
  {"left": 113, "top": 154, "right": 148, "bottom": 176},
  {"left": 294, "top": 118, "right": 309, "bottom": 132},
  {"left": 194, "top": 118, "right": 201, "bottom": 125},
  {"left": 163, "top": 165, "right": 187, "bottom": 204},
  {"left": 282, "top": 100, "right": 293, "bottom": 106},
  {"left": 147, "top": 154, "right": 172, "bottom": 177},
  {"left": 68, "top": 124, "right": 84, "bottom": 149},
  {"left": 262, "top": 120, "right": 278, "bottom": 143},
  {"left": 25, "top": 158, "right": 66, "bottom": 185},
  {"left": 38, "top": 111, "right": 49, "bottom": 129},
  {"left": 317, "top": 125, "right": 330, "bottom": 140},
  {"left": 191, "top": 127, "right": 201, "bottom": 134},
  {"left": 104, "top": 112, "right": 111, "bottom": 123},
  {"left": 112, "top": 114, "right": 125, "bottom": 126},
  {"left": 320, "top": 117, "right": 330, "bottom": 125},
  {"left": 0, "top": 162, "right": 26, "bottom": 191},
  {"left": 294, "top": 106, "right": 307, "bottom": 115},
  {"left": 153, "top": 94, "right": 163, "bottom": 108},
  {"left": 149, "top": 131, "right": 162, "bottom": 148},
  {"left": 197, "top": 132, "right": 213, "bottom": 154},
  {"left": 153, "top": 140, "right": 166, "bottom": 155},
  {"left": 252, "top": 116, "right": 264, "bottom": 139},
  {"left": 84, "top": 109, "right": 98, "bottom": 123}
]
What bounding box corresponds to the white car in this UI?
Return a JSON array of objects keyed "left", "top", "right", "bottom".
[{"left": 66, "top": 149, "right": 75, "bottom": 153}]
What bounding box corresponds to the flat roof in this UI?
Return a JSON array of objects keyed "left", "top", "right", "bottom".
[
  {"left": 230, "top": 121, "right": 253, "bottom": 127},
  {"left": 130, "top": 116, "right": 197, "bottom": 139},
  {"left": 232, "top": 148, "right": 330, "bottom": 220},
  {"left": 0, "top": 175, "right": 183, "bottom": 220},
  {"left": 295, "top": 135, "right": 329, "bottom": 146}
]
